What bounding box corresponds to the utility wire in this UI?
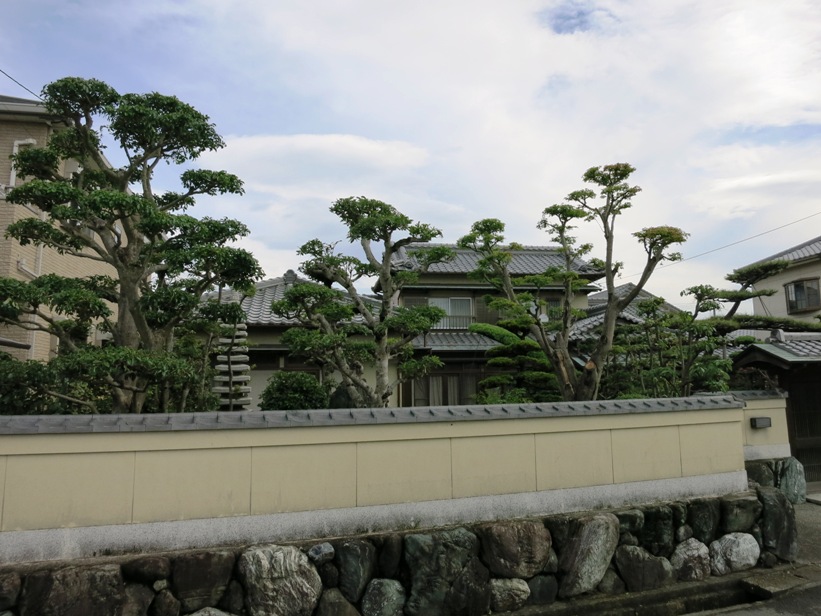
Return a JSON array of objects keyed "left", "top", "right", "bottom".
[
  {"left": 0, "top": 69, "right": 42, "bottom": 100},
  {"left": 622, "top": 209, "right": 821, "bottom": 280},
  {"left": 674, "top": 210, "right": 821, "bottom": 263}
]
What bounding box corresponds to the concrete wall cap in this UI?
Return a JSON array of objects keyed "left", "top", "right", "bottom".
[{"left": 0, "top": 394, "right": 746, "bottom": 435}]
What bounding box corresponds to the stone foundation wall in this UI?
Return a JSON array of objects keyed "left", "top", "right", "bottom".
[
  {"left": 746, "top": 456, "right": 807, "bottom": 504},
  {"left": 0, "top": 486, "right": 798, "bottom": 616}
]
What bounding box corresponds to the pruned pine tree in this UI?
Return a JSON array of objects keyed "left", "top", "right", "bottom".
[
  {"left": 1, "top": 77, "right": 262, "bottom": 413},
  {"left": 271, "top": 197, "right": 453, "bottom": 407},
  {"left": 459, "top": 163, "right": 688, "bottom": 401}
]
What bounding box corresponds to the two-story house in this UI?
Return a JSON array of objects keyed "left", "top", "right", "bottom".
[
  {"left": 0, "top": 94, "right": 114, "bottom": 360},
  {"left": 395, "top": 243, "right": 604, "bottom": 406},
  {"left": 233, "top": 244, "right": 604, "bottom": 408},
  {"left": 741, "top": 236, "right": 821, "bottom": 321}
]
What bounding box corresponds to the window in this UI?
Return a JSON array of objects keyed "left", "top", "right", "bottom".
[
  {"left": 10, "top": 139, "right": 36, "bottom": 187},
  {"left": 785, "top": 279, "right": 821, "bottom": 314},
  {"left": 413, "top": 373, "right": 478, "bottom": 406},
  {"left": 429, "top": 297, "right": 473, "bottom": 329}
]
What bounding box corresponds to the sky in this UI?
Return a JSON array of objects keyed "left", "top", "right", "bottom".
[{"left": 3, "top": 0, "right": 821, "bottom": 312}]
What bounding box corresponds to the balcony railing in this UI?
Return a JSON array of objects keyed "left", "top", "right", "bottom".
[{"left": 432, "top": 315, "right": 474, "bottom": 330}]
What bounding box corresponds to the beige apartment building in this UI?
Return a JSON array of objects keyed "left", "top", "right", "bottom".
[{"left": 0, "top": 94, "right": 113, "bottom": 360}]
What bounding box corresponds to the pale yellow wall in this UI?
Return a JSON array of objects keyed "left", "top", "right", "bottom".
[
  {"left": 452, "top": 434, "right": 536, "bottom": 498},
  {"left": 0, "top": 403, "right": 774, "bottom": 532},
  {"left": 753, "top": 260, "right": 821, "bottom": 320},
  {"left": 251, "top": 443, "right": 357, "bottom": 514},
  {"left": 2, "top": 452, "right": 135, "bottom": 530},
  {"left": 132, "top": 447, "right": 252, "bottom": 523},
  {"left": 742, "top": 398, "right": 791, "bottom": 450},
  {"left": 680, "top": 422, "right": 746, "bottom": 475},
  {"left": 358, "top": 439, "right": 452, "bottom": 506},
  {"left": 535, "top": 430, "right": 614, "bottom": 490},
  {"left": 1, "top": 114, "right": 116, "bottom": 361}
]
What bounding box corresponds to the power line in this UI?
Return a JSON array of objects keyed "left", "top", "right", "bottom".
[
  {"left": 676, "top": 209, "right": 821, "bottom": 263},
  {"left": 0, "top": 69, "right": 42, "bottom": 100},
  {"left": 622, "top": 208, "right": 821, "bottom": 279}
]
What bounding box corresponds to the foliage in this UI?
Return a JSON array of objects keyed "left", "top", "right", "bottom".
[
  {"left": 459, "top": 163, "right": 687, "bottom": 401},
  {"left": 259, "top": 371, "right": 330, "bottom": 410},
  {"left": 721, "top": 260, "right": 791, "bottom": 318},
  {"left": 598, "top": 297, "right": 734, "bottom": 398},
  {"left": 598, "top": 260, "right": 800, "bottom": 398},
  {"left": 1, "top": 77, "right": 262, "bottom": 413},
  {"left": 469, "top": 322, "right": 561, "bottom": 403},
  {"left": 272, "top": 197, "right": 454, "bottom": 407},
  {"left": 0, "top": 353, "right": 75, "bottom": 414}
]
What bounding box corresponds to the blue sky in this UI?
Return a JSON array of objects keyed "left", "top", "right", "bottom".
[{"left": 3, "top": 0, "right": 821, "bottom": 310}]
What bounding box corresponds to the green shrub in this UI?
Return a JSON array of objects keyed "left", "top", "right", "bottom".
[{"left": 259, "top": 371, "right": 329, "bottom": 410}]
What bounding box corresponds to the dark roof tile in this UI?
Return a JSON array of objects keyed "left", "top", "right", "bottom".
[
  {"left": 397, "top": 243, "right": 602, "bottom": 277},
  {"left": 747, "top": 235, "right": 821, "bottom": 266}
]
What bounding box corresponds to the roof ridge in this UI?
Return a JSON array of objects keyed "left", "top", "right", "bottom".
[
  {"left": 407, "top": 242, "right": 563, "bottom": 251},
  {"left": 750, "top": 234, "right": 821, "bottom": 265}
]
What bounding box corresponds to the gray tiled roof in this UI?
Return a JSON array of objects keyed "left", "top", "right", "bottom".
[
  {"left": 772, "top": 338, "right": 821, "bottom": 358},
  {"left": 397, "top": 244, "right": 603, "bottom": 277},
  {"left": 734, "top": 332, "right": 821, "bottom": 368},
  {"left": 587, "top": 283, "right": 679, "bottom": 312},
  {"left": 412, "top": 331, "right": 500, "bottom": 351},
  {"left": 570, "top": 305, "right": 645, "bottom": 339},
  {"left": 0, "top": 395, "right": 743, "bottom": 434},
  {"left": 205, "top": 271, "right": 377, "bottom": 327},
  {"left": 573, "top": 283, "right": 682, "bottom": 340},
  {"left": 747, "top": 235, "right": 821, "bottom": 266},
  {"left": 236, "top": 271, "right": 311, "bottom": 326},
  {"left": 712, "top": 390, "right": 787, "bottom": 400}
]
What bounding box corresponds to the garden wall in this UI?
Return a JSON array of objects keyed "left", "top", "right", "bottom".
[
  {"left": 0, "top": 392, "right": 790, "bottom": 564},
  {"left": 0, "top": 488, "right": 800, "bottom": 615}
]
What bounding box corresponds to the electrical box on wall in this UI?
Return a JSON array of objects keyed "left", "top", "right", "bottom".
[{"left": 750, "top": 417, "right": 772, "bottom": 429}]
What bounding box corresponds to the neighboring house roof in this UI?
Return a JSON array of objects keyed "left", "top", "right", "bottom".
[
  {"left": 207, "top": 270, "right": 378, "bottom": 327},
  {"left": 570, "top": 304, "right": 645, "bottom": 340},
  {"left": 571, "top": 283, "right": 681, "bottom": 340},
  {"left": 395, "top": 243, "right": 603, "bottom": 279},
  {"left": 733, "top": 331, "right": 821, "bottom": 370},
  {"left": 587, "top": 283, "right": 680, "bottom": 313},
  {"left": 0, "top": 95, "right": 60, "bottom": 120},
  {"left": 744, "top": 235, "right": 821, "bottom": 268},
  {"left": 236, "top": 270, "right": 311, "bottom": 326}
]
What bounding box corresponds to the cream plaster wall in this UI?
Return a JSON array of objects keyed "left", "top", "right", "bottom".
[
  {"left": 0, "top": 401, "right": 788, "bottom": 533},
  {"left": 742, "top": 398, "right": 791, "bottom": 449}
]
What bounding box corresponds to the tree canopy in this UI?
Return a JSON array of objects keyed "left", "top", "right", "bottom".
[
  {"left": 459, "top": 163, "right": 688, "bottom": 401},
  {"left": 271, "top": 197, "right": 453, "bottom": 407},
  {"left": 1, "top": 77, "right": 262, "bottom": 414}
]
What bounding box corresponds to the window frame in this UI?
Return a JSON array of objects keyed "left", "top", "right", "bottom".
[
  {"left": 9, "top": 138, "right": 37, "bottom": 187},
  {"left": 785, "top": 278, "right": 821, "bottom": 314},
  {"left": 428, "top": 297, "right": 474, "bottom": 329}
]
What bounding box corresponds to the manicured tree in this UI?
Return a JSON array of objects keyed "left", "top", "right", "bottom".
[
  {"left": 721, "top": 260, "right": 791, "bottom": 318},
  {"left": 259, "top": 371, "right": 330, "bottom": 410},
  {"left": 459, "top": 163, "right": 688, "bottom": 401},
  {"left": 598, "top": 261, "right": 795, "bottom": 399},
  {"left": 1, "top": 77, "right": 262, "bottom": 413},
  {"left": 469, "top": 322, "right": 561, "bottom": 403},
  {"left": 271, "top": 197, "right": 453, "bottom": 407},
  {"left": 599, "top": 297, "right": 732, "bottom": 399}
]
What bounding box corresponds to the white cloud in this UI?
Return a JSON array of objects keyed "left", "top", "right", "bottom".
[{"left": 6, "top": 0, "right": 821, "bottom": 303}]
